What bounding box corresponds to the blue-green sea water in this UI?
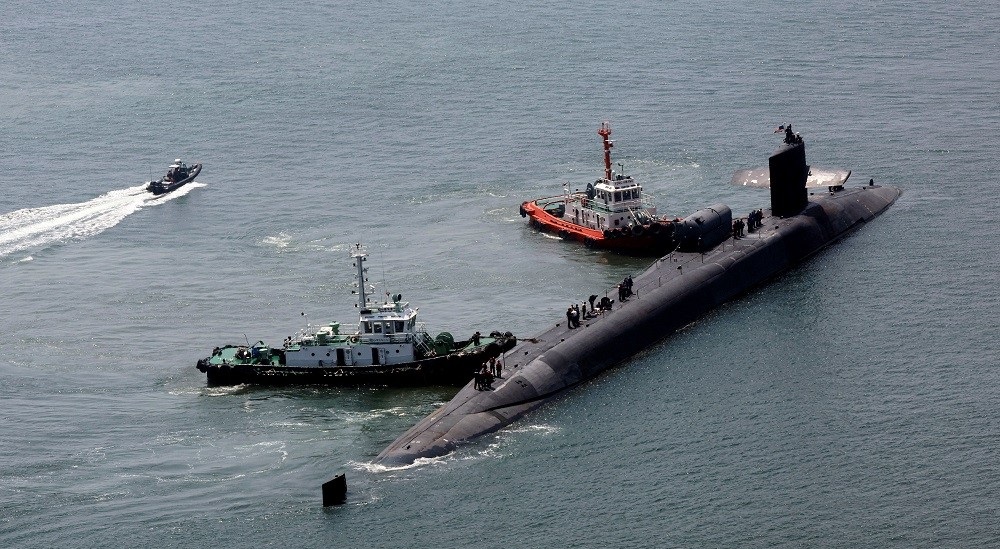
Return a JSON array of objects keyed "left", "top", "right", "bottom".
[{"left": 2, "top": 1, "right": 999, "bottom": 547}]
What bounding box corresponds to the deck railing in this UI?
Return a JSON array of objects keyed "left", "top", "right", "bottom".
[{"left": 536, "top": 193, "right": 657, "bottom": 214}]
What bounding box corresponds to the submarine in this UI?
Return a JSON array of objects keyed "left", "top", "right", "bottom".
[{"left": 366, "top": 128, "right": 901, "bottom": 474}]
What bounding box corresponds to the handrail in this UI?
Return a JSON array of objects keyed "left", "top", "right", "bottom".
[{"left": 535, "top": 193, "right": 656, "bottom": 214}]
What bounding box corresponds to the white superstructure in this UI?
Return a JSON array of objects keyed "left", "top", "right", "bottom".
[{"left": 281, "top": 244, "right": 433, "bottom": 368}]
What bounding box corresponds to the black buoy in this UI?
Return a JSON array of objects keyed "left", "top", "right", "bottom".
[{"left": 322, "top": 473, "right": 347, "bottom": 506}]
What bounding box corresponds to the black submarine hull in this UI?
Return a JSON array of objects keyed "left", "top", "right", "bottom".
[{"left": 374, "top": 182, "right": 901, "bottom": 467}]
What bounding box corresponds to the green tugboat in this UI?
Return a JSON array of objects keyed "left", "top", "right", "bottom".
[{"left": 196, "top": 244, "right": 516, "bottom": 386}]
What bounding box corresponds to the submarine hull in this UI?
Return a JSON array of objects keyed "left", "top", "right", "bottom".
[{"left": 375, "top": 183, "right": 901, "bottom": 467}]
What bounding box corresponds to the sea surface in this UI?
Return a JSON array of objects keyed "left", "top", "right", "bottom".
[{"left": 2, "top": 1, "right": 999, "bottom": 547}]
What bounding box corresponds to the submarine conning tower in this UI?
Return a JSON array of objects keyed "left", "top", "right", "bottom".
[{"left": 769, "top": 128, "right": 809, "bottom": 217}]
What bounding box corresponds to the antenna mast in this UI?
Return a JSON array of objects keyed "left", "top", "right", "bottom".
[
  {"left": 598, "top": 121, "right": 614, "bottom": 180},
  {"left": 351, "top": 244, "right": 369, "bottom": 309}
]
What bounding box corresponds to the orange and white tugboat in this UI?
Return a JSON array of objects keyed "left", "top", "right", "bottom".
[{"left": 519, "top": 122, "right": 678, "bottom": 255}]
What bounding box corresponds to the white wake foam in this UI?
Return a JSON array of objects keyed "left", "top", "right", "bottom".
[{"left": 0, "top": 182, "right": 204, "bottom": 258}]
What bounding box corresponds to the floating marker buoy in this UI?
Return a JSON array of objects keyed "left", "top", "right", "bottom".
[{"left": 322, "top": 473, "right": 347, "bottom": 506}]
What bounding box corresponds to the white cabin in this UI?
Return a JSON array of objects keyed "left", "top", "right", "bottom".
[
  {"left": 281, "top": 245, "right": 433, "bottom": 368},
  {"left": 565, "top": 173, "right": 658, "bottom": 231}
]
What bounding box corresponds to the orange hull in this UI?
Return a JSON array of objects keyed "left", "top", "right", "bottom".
[{"left": 520, "top": 199, "right": 676, "bottom": 255}]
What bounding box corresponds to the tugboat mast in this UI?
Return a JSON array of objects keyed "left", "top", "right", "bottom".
[
  {"left": 598, "top": 121, "right": 614, "bottom": 180},
  {"left": 352, "top": 244, "right": 369, "bottom": 309}
]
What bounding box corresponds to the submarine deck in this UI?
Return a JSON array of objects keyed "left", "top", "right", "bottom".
[{"left": 375, "top": 184, "right": 901, "bottom": 467}]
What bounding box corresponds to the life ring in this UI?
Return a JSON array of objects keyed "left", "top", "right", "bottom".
[{"left": 349, "top": 335, "right": 359, "bottom": 344}]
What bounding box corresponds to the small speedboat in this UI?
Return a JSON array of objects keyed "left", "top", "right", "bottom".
[{"left": 146, "top": 159, "right": 202, "bottom": 196}]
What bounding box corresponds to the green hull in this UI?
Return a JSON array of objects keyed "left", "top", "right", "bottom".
[{"left": 196, "top": 335, "right": 515, "bottom": 387}]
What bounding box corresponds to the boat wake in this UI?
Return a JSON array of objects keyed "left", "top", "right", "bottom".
[{"left": 0, "top": 182, "right": 204, "bottom": 259}]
